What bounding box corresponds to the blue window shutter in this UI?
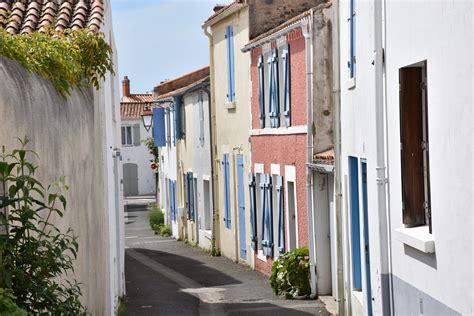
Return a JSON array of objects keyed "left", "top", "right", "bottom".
[
  {"left": 262, "top": 174, "right": 273, "bottom": 257},
  {"left": 223, "top": 154, "right": 231, "bottom": 229},
  {"left": 190, "top": 172, "right": 195, "bottom": 221},
  {"left": 153, "top": 108, "right": 166, "bottom": 147},
  {"left": 282, "top": 44, "right": 291, "bottom": 127},
  {"left": 258, "top": 55, "right": 265, "bottom": 128},
  {"left": 249, "top": 173, "right": 257, "bottom": 251},
  {"left": 175, "top": 96, "right": 183, "bottom": 139},
  {"left": 349, "top": 156, "right": 362, "bottom": 290},
  {"left": 268, "top": 49, "right": 280, "bottom": 128},
  {"left": 276, "top": 175, "right": 285, "bottom": 254},
  {"left": 349, "top": 0, "right": 356, "bottom": 78},
  {"left": 226, "top": 25, "right": 235, "bottom": 102}
]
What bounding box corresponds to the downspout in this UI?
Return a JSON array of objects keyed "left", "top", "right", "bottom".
[
  {"left": 203, "top": 25, "right": 220, "bottom": 256},
  {"left": 331, "top": 0, "right": 346, "bottom": 314},
  {"left": 303, "top": 14, "right": 317, "bottom": 299},
  {"left": 374, "top": 0, "right": 392, "bottom": 314}
]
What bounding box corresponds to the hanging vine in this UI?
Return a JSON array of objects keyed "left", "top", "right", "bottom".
[{"left": 0, "top": 28, "right": 114, "bottom": 98}]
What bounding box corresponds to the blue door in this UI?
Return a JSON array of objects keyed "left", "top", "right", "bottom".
[
  {"left": 361, "top": 161, "right": 373, "bottom": 316},
  {"left": 349, "top": 156, "right": 362, "bottom": 290},
  {"left": 236, "top": 154, "right": 246, "bottom": 260}
]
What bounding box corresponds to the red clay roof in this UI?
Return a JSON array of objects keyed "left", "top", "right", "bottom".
[
  {"left": 121, "top": 93, "right": 154, "bottom": 120},
  {"left": 156, "top": 76, "right": 209, "bottom": 100},
  {"left": 0, "top": 0, "right": 104, "bottom": 35},
  {"left": 154, "top": 66, "right": 210, "bottom": 97}
]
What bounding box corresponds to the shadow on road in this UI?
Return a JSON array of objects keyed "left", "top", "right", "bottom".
[{"left": 133, "top": 248, "right": 242, "bottom": 287}]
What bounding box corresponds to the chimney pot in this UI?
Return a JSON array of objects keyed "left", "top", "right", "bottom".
[{"left": 122, "top": 76, "right": 130, "bottom": 97}]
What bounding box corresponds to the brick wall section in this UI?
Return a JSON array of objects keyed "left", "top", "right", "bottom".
[{"left": 248, "top": 0, "right": 325, "bottom": 39}]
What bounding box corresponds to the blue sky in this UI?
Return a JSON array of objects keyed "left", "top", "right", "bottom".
[{"left": 111, "top": 0, "right": 230, "bottom": 94}]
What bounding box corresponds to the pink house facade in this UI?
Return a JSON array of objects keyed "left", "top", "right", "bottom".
[{"left": 244, "top": 19, "right": 309, "bottom": 276}]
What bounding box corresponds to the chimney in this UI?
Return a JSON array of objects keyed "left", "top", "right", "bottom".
[
  {"left": 122, "top": 76, "right": 130, "bottom": 97},
  {"left": 213, "top": 4, "right": 225, "bottom": 13}
]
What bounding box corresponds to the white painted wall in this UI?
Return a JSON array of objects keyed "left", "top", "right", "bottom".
[
  {"left": 121, "top": 118, "right": 155, "bottom": 196},
  {"left": 339, "top": 1, "right": 473, "bottom": 315},
  {"left": 385, "top": 2, "right": 472, "bottom": 315}
]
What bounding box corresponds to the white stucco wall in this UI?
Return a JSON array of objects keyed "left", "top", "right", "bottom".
[
  {"left": 339, "top": 1, "right": 473, "bottom": 315},
  {"left": 121, "top": 118, "right": 155, "bottom": 196}
]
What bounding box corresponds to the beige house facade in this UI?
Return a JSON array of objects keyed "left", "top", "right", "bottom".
[{"left": 203, "top": 3, "right": 252, "bottom": 265}]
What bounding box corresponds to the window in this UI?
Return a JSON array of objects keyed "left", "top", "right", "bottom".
[
  {"left": 203, "top": 179, "right": 211, "bottom": 230},
  {"left": 348, "top": 0, "right": 356, "bottom": 78},
  {"left": 258, "top": 55, "right": 265, "bottom": 128},
  {"left": 281, "top": 44, "right": 291, "bottom": 127},
  {"left": 399, "top": 61, "right": 431, "bottom": 232},
  {"left": 249, "top": 174, "right": 257, "bottom": 250},
  {"left": 186, "top": 172, "right": 195, "bottom": 221},
  {"left": 223, "top": 154, "right": 231, "bottom": 229},
  {"left": 121, "top": 126, "right": 132, "bottom": 146},
  {"left": 225, "top": 25, "right": 235, "bottom": 102}
]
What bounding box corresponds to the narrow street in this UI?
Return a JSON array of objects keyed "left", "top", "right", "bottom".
[{"left": 124, "top": 198, "right": 330, "bottom": 316}]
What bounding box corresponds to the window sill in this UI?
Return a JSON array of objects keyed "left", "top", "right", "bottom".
[
  {"left": 347, "top": 77, "right": 356, "bottom": 90},
  {"left": 257, "top": 249, "right": 267, "bottom": 262},
  {"left": 394, "top": 226, "right": 435, "bottom": 253},
  {"left": 251, "top": 125, "right": 307, "bottom": 136},
  {"left": 225, "top": 101, "right": 236, "bottom": 110}
]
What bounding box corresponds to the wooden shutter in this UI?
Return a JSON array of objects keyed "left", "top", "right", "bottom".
[
  {"left": 190, "top": 173, "right": 195, "bottom": 221},
  {"left": 133, "top": 124, "right": 140, "bottom": 146},
  {"left": 399, "top": 67, "right": 426, "bottom": 227},
  {"left": 349, "top": 156, "right": 362, "bottom": 290},
  {"left": 269, "top": 48, "right": 280, "bottom": 128},
  {"left": 153, "top": 108, "right": 166, "bottom": 147},
  {"left": 249, "top": 173, "right": 257, "bottom": 251},
  {"left": 121, "top": 126, "right": 126, "bottom": 145},
  {"left": 262, "top": 174, "right": 273, "bottom": 257},
  {"left": 223, "top": 154, "right": 231, "bottom": 228},
  {"left": 258, "top": 55, "right": 265, "bottom": 128},
  {"left": 282, "top": 44, "right": 291, "bottom": 127},
  {"left": 165, "top": 109, "right": 171, "bottom": 146},
  {"left": 226, "top": 25, "right": 235, "bottom": 102},
  {"left": 175, "top": 96, "right": 183, "bottom": 139},
  {"left": 276, "top": 175, "right": 285, "bottom": 254}
]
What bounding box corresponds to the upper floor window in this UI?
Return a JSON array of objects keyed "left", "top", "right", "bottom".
[
  {"left": 121, "top": 124, "right": 140, "bottom": 147},
  {"left": 225, "top": 25, "right": 235, "bottom": 102},
  {"left": 399, "top": 61, "right": 431, "bottom": 233}
]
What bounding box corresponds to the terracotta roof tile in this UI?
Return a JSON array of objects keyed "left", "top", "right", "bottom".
[
  {"left": 156, "top": 76, "right": 209, "bottom": 100},
  {"left": 314, "top": 148, "right": 334, "bottom": 164},
  {"left": 120, "top": 93, "right": 155, "bottom": 120},
  {"left": 0, "top": 0, "right": 104, "bottom": 35},
  {"left": 154, "top": 66, "right": 210, "bottom": 97},
  {"left": 203, "top": 1, "right": 246, "bottom": 26}
]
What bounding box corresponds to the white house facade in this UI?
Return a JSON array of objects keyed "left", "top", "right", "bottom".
[
  {"left": 120, "top": 77, "right": 156, "bottom": 197},
  {"left": 339, "top": 0, "right": 473, "bottom": 315}
]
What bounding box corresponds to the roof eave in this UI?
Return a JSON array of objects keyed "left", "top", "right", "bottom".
[{"left": 202, "top": 3, "right": 247, "bottom": 29}]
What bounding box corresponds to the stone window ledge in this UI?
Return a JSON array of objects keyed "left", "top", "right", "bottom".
[{"left": 394, "top": 226, "right": 435, "bottom": 253}]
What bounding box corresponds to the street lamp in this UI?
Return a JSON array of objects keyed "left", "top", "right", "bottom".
[{"left": 141, "top": 104, "right": 153, "bottom": 132}]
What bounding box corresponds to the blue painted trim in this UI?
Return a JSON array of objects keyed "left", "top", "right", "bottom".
[
  {"left": 236, "top": 155, "right": 246, "bottom": 259},
  {"left": 349, "top": 156, "right": 362, "bottom": 290}
]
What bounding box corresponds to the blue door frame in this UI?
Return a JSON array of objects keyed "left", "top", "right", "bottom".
[
  {"left": 361, "top": 161, "right": 373, "bottom": 316},
  {"left": 236, "top": 154, "right": 247, "bottom": 260}
]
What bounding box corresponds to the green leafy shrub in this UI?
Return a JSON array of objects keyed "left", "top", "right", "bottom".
[
  {"left": 269, "top": 247, "right": 311, "bottom": 299},
  {"left": 149, "top": 204, "right": 164, "bottom": 229},
  {"left": 0, "top": 28, "right": 114, "bottom": 97},
  {"left": 0, "top": 138, "right": 86, "bottom": 314},
  {"left": 0, "top": 289, "right": 26, "bottom": 316},
  {"left": 159, "top": 224, "right": 171, "bottom": 237}
]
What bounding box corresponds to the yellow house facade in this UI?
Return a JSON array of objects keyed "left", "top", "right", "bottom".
[{"left": 203, "top": 3, "right": 252, "bottom": 265}]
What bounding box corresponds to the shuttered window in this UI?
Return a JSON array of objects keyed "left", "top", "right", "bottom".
[
  {"left": 186, "top": 172, "right": 195, "bottom": 221},
  {"left": 281, "top": 44, "right": 291, "bottom": 127},
  {"left": 165, "top": 109, "right": 171, "bottom": 146},
  {"left": 276, "top": 175, "right": 285, "bottom": 254},
  {"left": 226, "top": 25, "right": 235, "bottom": 102},
  {"left": 258, "top": 55, "right": 265, "bottom": 128},
  {"left": 399, "top": 63, "right": 431, "bottom": 232},
  {"left": 348, "top": 0, "right": 356, "bottom": 78},
  {"left": 268, "top": 48, "right": 280, "bottom": 128},
  {"left": 249, "top": 174, "right": 257, "bottom": 251},
  {"left": 175, "top": 96, "right": 184, "bottom": 139},
  {"left": 261, "top": 174, "right": 273, "bottom": 257},
  {"left": 132, "top": 124, "right": 141, "bottom": 146},
  {"left": 153, "top": 108, "right": 166, "bottom": 147},
  {"left": 223, "top": 154, "right": 231, "bottom": 229}
]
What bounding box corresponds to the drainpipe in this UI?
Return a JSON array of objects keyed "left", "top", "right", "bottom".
[
  {"left": 302, "top": 14, "right": 317, "bottom": 299},
  {"left": 203, "top": 25, "right": 220, "bottom": 256},
  {"left": 331, "top": 0, "right": 346, "bottom": 314},
  {"left": 374, "top": 0, "right": 392, "bottom": 314}
]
